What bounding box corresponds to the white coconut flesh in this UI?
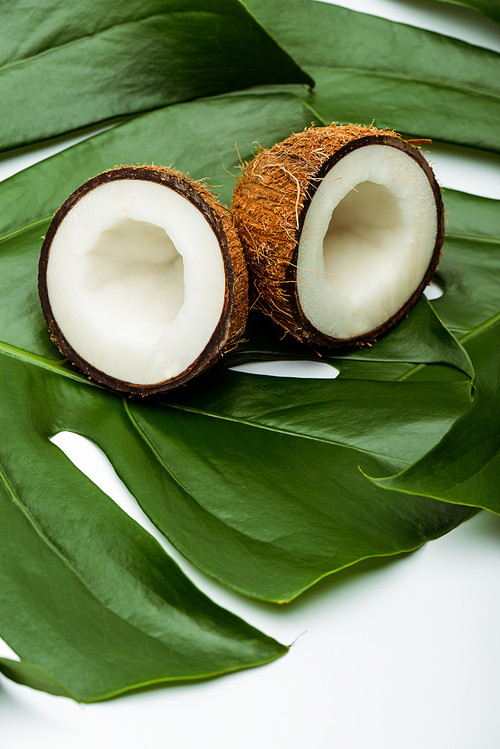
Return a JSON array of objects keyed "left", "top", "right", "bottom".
[
  {"left": 46, "top": 179, "right": 226, "bottom": 384},
  {"left": 296, "top": 145, "right": 438, "bottom": 340}
]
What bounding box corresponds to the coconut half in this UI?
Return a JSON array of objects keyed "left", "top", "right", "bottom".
[
  {"left": 38, "top": 166, "right": 248, "bottom": 394},
  {"left": 232, "top": 124, "right": 444, "bottom": 348}
]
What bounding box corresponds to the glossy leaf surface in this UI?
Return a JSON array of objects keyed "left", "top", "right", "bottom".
[
  {"left": 246, "top": 0, "right": 500, "bottom": 153},
  {"left": 228, "top": 186, "right": 500, "bottom": 514},
  {"left": 0, "top": 0, "right": 312, "bottom": 151},
  {"left": 0, "top": 357, "right": 286, "bottom": 703}
]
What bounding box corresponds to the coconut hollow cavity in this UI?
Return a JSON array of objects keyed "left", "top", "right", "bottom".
[
  {"left": 231, "top": 124, "right": 444, "bottom": 348},
  {"left": 38, "top": 166, "right": 248, "bottom": 395}
]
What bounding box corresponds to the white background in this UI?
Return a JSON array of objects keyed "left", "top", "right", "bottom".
[{"left": 1, "top": 1, "right": 500, "bottom": 747}]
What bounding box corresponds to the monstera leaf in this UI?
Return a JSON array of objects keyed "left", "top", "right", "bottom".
[
  {"left": 1, "top": 1, "right": 498, "bottom": 702},
  {"left": 246, "top": 0, "right": 500, "bottom": 153},
  {"left": 0, "top": 0, "right": 312, "bottom": 151}
]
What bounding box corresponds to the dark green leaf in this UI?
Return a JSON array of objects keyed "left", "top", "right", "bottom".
[
  {"left": 1, "top": 96, "right": 314, "bottom": 697},
  {"left": 0, "top": 357, "right": 286, "bottom": 703},
  {"left": 246, "top": 0, "right": 500, "bottom": 153},
  {"left": 333, "top": 299, "right": 474, "bottom": 379},
  {"left": 0, "top": 0, "right": 313, "bottom": 151}
]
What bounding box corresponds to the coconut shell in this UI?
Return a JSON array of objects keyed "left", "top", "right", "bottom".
[
  {"left": 38, "top": 165, "right": 248, "bottom": 395},
  {"left": 231, "top": 124, "right": 444, "bottom": 348}
]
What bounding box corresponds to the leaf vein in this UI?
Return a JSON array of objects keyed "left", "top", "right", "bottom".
[
  {"left": 166, "top": 402, "right": 408, "bottom": 466},
  {"left": 311, "top": 64, "right": 500, "bottom": 102},
  {"left": 0, "top": 215, "right": 52, "bottom": 245}
]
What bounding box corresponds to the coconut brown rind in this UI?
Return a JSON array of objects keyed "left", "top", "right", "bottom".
[
  {"left": 38, "top": 165, "right": 248, "bottom": 395},
  {"left": 231, "top": 124, "right": 444, "bottom": 348}
]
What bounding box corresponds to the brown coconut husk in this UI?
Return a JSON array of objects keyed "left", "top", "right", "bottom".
[
  {"left": 38, "top": 165, "right": 248, "bottom": 395},
  {"left": 231, "top": 123, "right": 444, "bottom": 348}
]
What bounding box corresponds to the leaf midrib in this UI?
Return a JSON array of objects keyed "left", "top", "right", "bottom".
[
  {"left": 122, "top": 399, "right": 378, "bottom": 537},
  {"left": 0, "top": 337, "right": 443, "bottom": 463},
  {"left": 460, "top": 310, "right": 500, "bottom": 345},
  {"left": 309, "top": 64, "right": 500, "bottom": 102}
]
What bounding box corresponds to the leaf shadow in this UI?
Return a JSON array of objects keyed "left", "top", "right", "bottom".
[
  {"left": 192, "top": 548, "right": 417, "bottom": 620},
  {"left": 279, "top": 552, "right": 412, "bottom": 614},
  {"left": 0, "top": 677, "right": 10, "bottom": 701},
  {"left": 387, "top": 0, "right": 500, "bottom": 42},
  {"left": 278, "top": 508, "right": 482, "bottom": 614},
  {"left": 0, "top": 673, "right": 31, "bottom": 713},
  {"left": 95, "top": 660, "right": 275, "bottom": 704}
]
